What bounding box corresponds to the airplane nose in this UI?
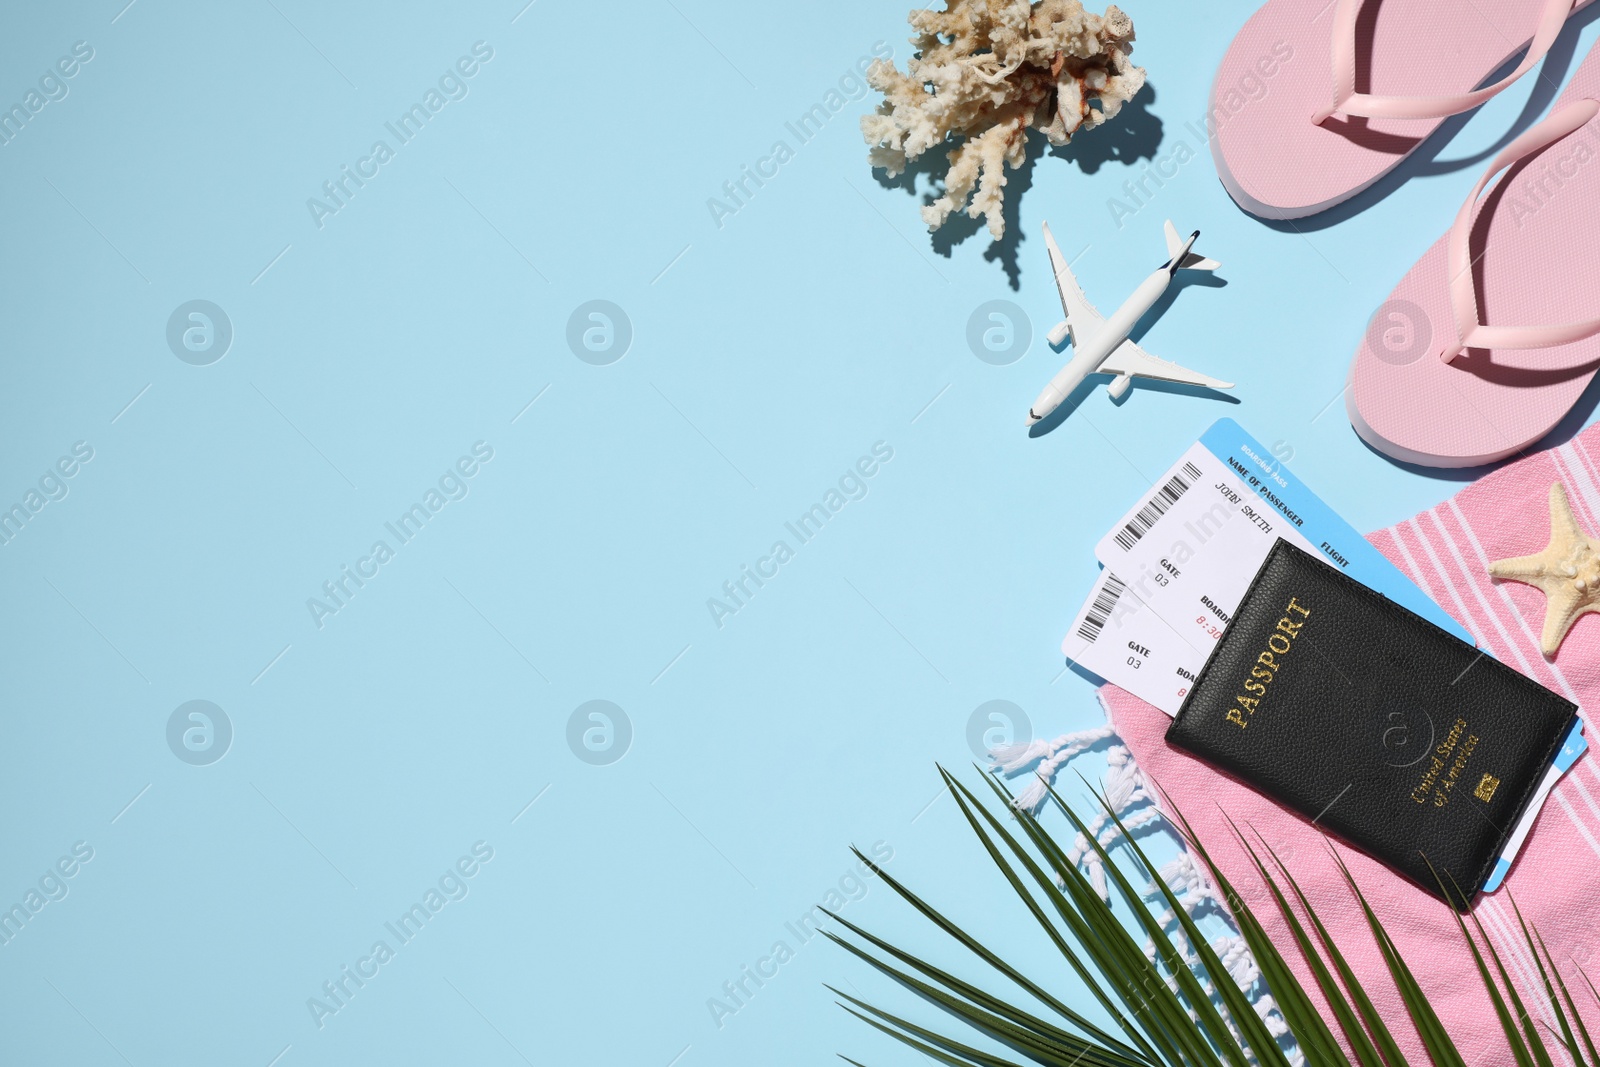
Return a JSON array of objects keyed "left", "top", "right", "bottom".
[{"left": 1026, "top": 408, "right": 1042, "bottom": 425}]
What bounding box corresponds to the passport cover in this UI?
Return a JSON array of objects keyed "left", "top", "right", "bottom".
[{"left": 1167, "top": 539, "right": 1577, "bottom": 909}]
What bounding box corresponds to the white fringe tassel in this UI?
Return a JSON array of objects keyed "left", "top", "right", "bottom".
[{"left": 987, "top": 723, "right": 1116, "bottom": 810}]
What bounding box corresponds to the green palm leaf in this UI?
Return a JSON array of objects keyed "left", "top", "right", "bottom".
[
  {"left": 829, "top": 766, "right": 1597, "bottom": 1067},
  {"left": 1527, "top": 917, "right": 1600, "bottom": 1067}
]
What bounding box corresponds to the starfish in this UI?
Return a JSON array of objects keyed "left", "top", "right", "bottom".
[{"left": 1488, "top": 482, "right": 1600, "bottom": 657}]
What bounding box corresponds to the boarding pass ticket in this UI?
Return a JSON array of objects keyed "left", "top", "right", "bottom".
[
  {"left": 1064, "top": 418, "right": 1472, "bottom": 712},
  {"left": 1063, "top": 418, "right": 1586, "bottom": 890}
]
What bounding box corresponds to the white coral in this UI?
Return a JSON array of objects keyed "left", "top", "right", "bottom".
[{"left": 862, "top": 0, "right": 1146, "bottom": 239}]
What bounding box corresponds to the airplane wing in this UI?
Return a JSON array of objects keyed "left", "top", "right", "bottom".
[
  {"left": 1042, "top": 222, "right": 1103, "bottom": 344},
  {"left": 1100, "top": 337, "right": 1233, "bottom": 389}
]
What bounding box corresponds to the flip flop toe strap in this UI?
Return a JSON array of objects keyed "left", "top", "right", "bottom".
[
  {"left": 1314, "top": 0, "right": 1576, "bottom": 123},
  {"left": 1442, "top": 99, "right": 1600, "bottom": 364}
]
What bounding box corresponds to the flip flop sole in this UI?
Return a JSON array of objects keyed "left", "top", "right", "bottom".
[
  {"left": 1211, "top": 0, "right": 1587, "bottom": 219},
  {"left": 1349, "top": 63, "right": 1600, "bottom": 467}
]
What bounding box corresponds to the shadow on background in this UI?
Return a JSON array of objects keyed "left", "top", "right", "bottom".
[{"left": 872, "top": 84, "right": 1166, "bottom": 290}]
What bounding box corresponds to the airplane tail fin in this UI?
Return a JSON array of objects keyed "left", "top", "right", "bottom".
[{"left": 1163, "top": 219, "right": 1220, "bottom": 272}]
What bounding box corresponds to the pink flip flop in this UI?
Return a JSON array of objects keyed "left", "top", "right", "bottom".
[
  {"left": 1347, "top": 54, "right": 1600, "bottom": 468},
  {"left": 1211, "top": 0, "right": 1587, "bottom": 219}
]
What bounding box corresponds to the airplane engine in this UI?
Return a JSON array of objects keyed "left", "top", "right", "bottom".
[
  {"left": 1107, "top": 373, "right": 1133, "bottom": 400},
  {"left": 1046, "top": 321, "right": 1070, "bottom": 347}
]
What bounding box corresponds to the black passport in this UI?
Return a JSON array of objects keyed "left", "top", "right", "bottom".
[{"left": 1168, "top": 539, "right": 1576, "bottom": 909}]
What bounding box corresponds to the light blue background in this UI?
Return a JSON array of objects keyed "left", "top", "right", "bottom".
[{"left": 4, "top": 1, "right": 1599, "bottom": 1064}]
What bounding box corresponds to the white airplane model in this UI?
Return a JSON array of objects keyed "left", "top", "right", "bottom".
[{"left": 1026, "top": 220, "right": 1232, "bottom": 426}]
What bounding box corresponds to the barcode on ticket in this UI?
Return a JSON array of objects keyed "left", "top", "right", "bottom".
[
  {"left": 1113, "top": 461, "right": 1202, "bottom": 551},
  {"left": 1076, "top": 573, "right": 1127, "bottom": 643}
]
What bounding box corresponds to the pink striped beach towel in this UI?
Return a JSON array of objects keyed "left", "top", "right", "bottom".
[{"left": 1102, "top": 424, "right": 1600, "bottom": 1063}]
